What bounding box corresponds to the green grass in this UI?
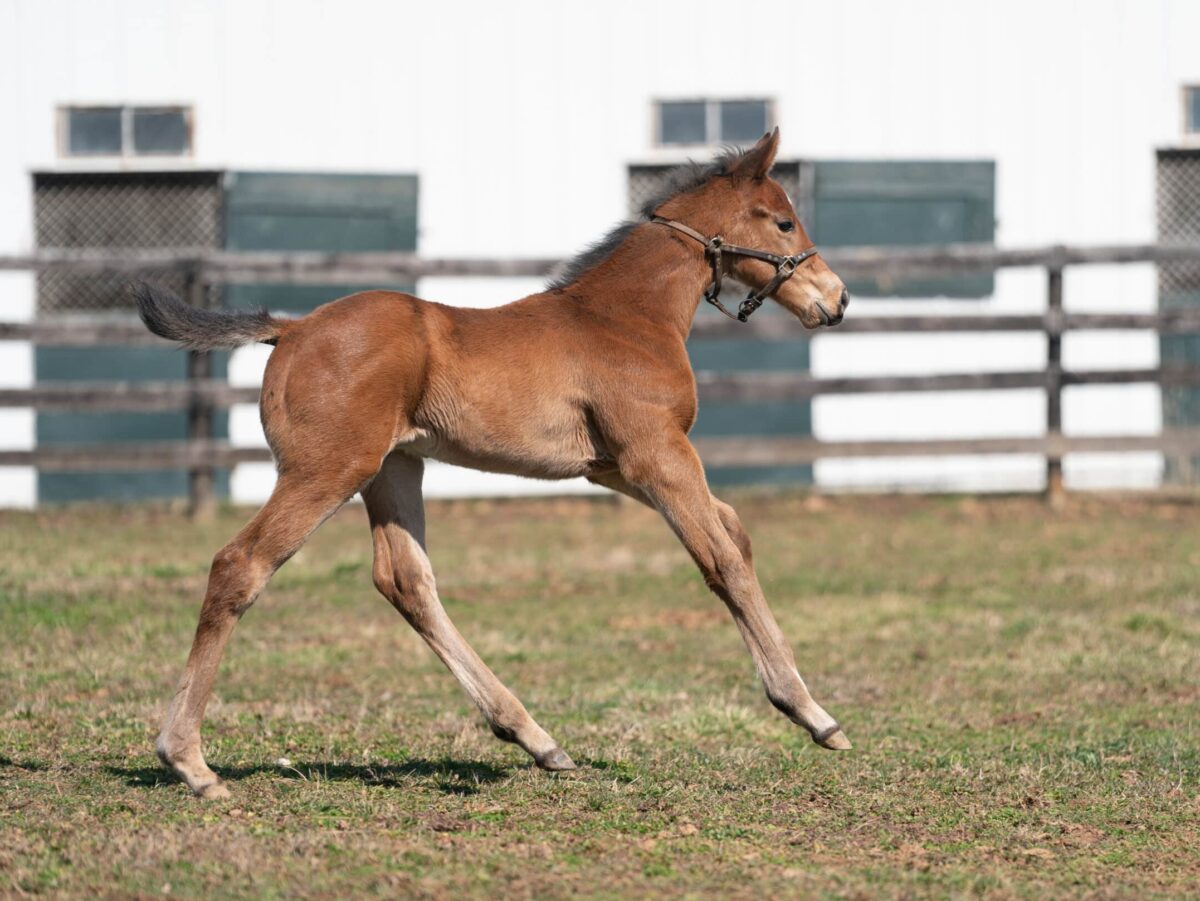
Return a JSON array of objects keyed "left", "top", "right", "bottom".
[{"left": 1, "top": 492, "right": 1198, "bottom": 898}]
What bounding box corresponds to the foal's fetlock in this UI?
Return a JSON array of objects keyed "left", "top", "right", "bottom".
[{"left": 489, "top": 722, "right": 521, "bottom": 744}]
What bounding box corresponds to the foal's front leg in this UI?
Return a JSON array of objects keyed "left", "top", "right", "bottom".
[{"left": 618, "top": 435, "right": 850, "bottom": 750}]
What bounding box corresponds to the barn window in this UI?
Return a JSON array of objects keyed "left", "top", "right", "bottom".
[
  {"left": 60, "top": 106, "right": 192, "bottom": 158},
  {"left": 64, "top": 108, "right": 123, "bottom": 155},
  {"left": 1186, "top": 86, "right": 1200, "bottom": 136},
  {"left": 655, "top": 99, "right": 772, "bottom": 147}
]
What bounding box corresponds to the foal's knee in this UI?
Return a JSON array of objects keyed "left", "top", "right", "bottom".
[
  {"left": 713, "top": 500, "right": 753, "bottom": 565},
  {"left": 202, "top": 543, "right": 267, "bottom": 620},
  {"left": 692, "top": 539, "right": 753, "bottom": 601}
]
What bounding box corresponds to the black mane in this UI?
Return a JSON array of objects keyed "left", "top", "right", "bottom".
[{"left": 546, "top": 145, "right": 749, "bottom": 291}]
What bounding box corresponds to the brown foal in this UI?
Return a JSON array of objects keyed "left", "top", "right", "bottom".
[{"left": 137, "top": 129, "right": 852, "bottom": 799}]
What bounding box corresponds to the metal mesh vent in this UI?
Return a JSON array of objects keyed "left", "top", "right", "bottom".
[
  {"left": 1156, "top": 149, "right": 1200, "bottom": 482},
  {"left": 1157, "top": 150, "right": 1200, "bottom": 298},
  {"left": 34, "top": 171, "right": 223, "bottom": 316}
]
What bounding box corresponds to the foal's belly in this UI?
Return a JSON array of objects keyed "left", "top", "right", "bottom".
[
  {"left": 398, "top": 361, "right": 613, "bottom": 480},
  {"left": 395, "top": 422, "right": 607, "bottom": 481}
]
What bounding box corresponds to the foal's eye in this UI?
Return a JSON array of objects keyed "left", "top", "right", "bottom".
[{"left": 777, "top": 220, "right": 795, "bottom": 233}]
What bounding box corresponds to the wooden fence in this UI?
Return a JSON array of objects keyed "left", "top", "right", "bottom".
[{"left": 4, "top": 242, "right": 1200, "bottom": 516}]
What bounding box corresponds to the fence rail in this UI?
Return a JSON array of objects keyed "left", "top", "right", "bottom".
[
  {"left": 6, "top": 431, "right": 1200, "bottom": 473},
  {"left": 5, "top": 241, "right": 1200, "bottom": 281},
  {"left": 6, "top": 364, "right": 1200, "bottom": 415},
  {"left": 10, "top": 308, "right": 1200, "bottom": 344},
  {"left": 3, "top": 242, "right": 1200, "bottom": 514}
]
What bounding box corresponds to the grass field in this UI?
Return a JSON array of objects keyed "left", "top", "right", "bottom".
[{"left": 1, "top": 492, "right": 1198, "bottom": 898}]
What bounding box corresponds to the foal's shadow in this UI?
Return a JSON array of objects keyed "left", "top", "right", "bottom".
[{"left": 107, "top": 757, "right": 513, "bottom": 796}]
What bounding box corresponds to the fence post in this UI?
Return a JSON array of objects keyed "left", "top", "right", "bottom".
[
  {"left": 1045, "top": 260, "right": 1065, "bottom": 507},
  {"left": 186, "top": 268, "right": 215, "bottom": 521}
]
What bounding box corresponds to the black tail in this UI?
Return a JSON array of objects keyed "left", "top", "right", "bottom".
[{"left": 129, "top": 281, "right": 285, "bottom": 351}]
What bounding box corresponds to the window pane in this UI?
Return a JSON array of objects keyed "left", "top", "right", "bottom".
[
  {"left": 719, "top": 100, "right": 769, "bottom": 143},
  {"left": 659, "top": 101, "right": 706, "bottom": 145},
  {"left": 1189, "top": 88, "right": 1200, "bottom": 133},
  {"left": 132, "top": 109, "right": 189, "bottom": 155},
  {"left": 66, "top": 108, "right": 122, "bottom": 155}
]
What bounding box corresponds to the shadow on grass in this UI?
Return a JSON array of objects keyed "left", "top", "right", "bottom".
[
  {"left": 107, "top": 757, "right": 515, "bottom": 796},
  {"left": 0, "top": 755, "right": 50, "bottom": 772}
]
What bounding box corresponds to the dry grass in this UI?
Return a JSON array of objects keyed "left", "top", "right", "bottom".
[{"left": 1, "top": 492, "right": 1198, "bottom": 898}]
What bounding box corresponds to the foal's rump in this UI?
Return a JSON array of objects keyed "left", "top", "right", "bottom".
[{"left": 134, "top": 282, "right": 436, "bottom": 480}]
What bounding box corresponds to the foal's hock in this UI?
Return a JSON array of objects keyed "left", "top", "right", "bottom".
[{"left": 140, "top": 129, "right": 852, "bottom": 799}]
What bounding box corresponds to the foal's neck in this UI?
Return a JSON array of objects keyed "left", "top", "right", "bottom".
[{"left": 565, "top": 224, "right": 712, "bottom": 340}]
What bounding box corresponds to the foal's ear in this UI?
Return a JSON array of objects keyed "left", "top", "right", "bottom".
[{"left": 729, "top": 128, "right": 780, "bottom": 181}]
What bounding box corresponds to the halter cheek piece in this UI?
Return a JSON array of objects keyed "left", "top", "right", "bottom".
[{"left": 652, "top": 216, "right": 820, "bottom": 322}]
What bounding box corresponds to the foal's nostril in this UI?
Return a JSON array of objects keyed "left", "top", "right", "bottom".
[{"left": 839, "top": 288, "right": 850, "bottom": 312}]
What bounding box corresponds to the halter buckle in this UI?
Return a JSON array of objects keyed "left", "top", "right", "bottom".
[{"left": 736, "top": 296, "right": 764, "bottom": 322}]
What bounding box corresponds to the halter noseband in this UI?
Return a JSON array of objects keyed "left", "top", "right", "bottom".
[{"left": 652, "top": 216, "right": 820, "bottom": 322}]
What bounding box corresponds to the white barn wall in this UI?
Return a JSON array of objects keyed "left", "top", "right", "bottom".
[{"left": 2, "top": 0, "right": 1200, "bottom": 504}]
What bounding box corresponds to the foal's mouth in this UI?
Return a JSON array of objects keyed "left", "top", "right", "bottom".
[{"left": 814, "top": 299, "right": 842, "bottom": 327}]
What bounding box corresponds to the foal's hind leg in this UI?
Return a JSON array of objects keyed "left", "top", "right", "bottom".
[
  {"left": 364, "top": 453, "right": 574, "bottom": 770},
  {"left": 157, "top": 469, "right": 365, "bottom": 798}
]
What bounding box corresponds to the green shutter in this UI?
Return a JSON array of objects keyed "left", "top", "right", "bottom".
[
  {"left": 811, "top": 160, "right": 996, "bottom": 297},
  {"left": 224, "top": 171, "right": 419, "bottom": 314},
  {"left": 36, "top": 347, "right": 230, "bottom": 502}
]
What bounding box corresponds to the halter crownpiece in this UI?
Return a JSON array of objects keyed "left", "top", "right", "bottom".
[{"left": 651, "top": 216, "right": 820, "bottom": 322}]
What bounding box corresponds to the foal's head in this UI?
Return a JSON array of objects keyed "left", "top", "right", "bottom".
[{"left": 653, "top": 129, "right": 849, "bottom": 328}]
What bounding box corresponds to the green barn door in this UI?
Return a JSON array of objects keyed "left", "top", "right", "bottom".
[
  {"left": 689, "top": 324, "right": 814, "bottom": 487},
  {"left": 223, "top": 172, "right": 419, "bottom": 315}
]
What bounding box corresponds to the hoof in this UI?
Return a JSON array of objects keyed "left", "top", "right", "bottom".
[
  {"left": 812, "top": 726, "right": 852, "bottom": 751},
  {"left": 534, "top": 747, "right": 577, "bottom": 771},
  {"left": 194, "top": 780, "right": 231, "bottom": 800}
]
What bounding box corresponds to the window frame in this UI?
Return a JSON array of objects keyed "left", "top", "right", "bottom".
[
  {"left": 653, "top": 98, "right": 775, "bottom": 148},
  {"left": 58, "top": 105, "right": 194, "bottom": 160}
]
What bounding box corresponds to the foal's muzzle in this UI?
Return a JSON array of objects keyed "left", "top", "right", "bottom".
[{"left": 817, "top": 289, "right": 851, "bottom": 326}]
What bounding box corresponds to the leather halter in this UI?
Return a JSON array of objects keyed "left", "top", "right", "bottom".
[{"left": 652, "top": 216, "right": 820, "bottom": 322}]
